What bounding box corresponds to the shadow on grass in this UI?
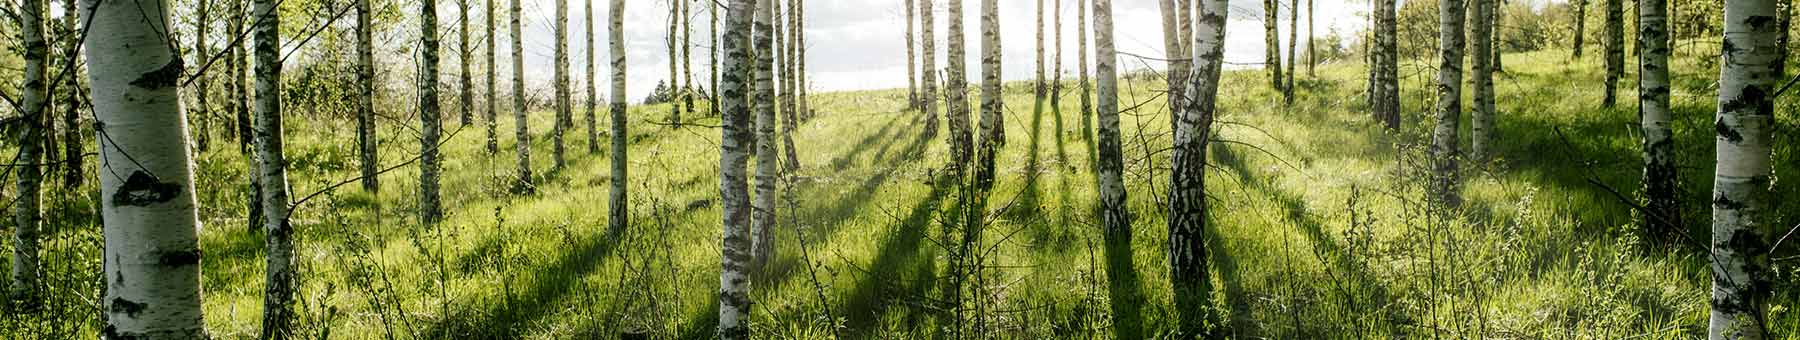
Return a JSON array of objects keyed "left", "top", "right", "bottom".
[
  {"left": 1100, "top": 229, "right": 1146, "bottom": 340},
  {"left": 427, "top": 233, "right": 620, "bottom": 338},
  {"left": 839, "top": 175, "right": 954, "bottom": 337}
]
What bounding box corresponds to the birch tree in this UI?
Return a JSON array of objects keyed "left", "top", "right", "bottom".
[
  {"left": 85, "top": 0, "right": 208, "bottom": 334},
  {"left": 1469, "top": 0, "right": 1495, "bottom": 161},
  {"left": 1637, "top": 0, "right": 1678, "bottom": 243},
  {"left": 1573, "top": 0, "right": 1587, "bottom": 58},
  {"left": 975, "top": 0, "right": 1002, "bottom": 187},
  {"left": 487, "top": 0, "right": 500, "bottom": 153},
  {"left": 421, "top": 0, "right": 446, "bottom": 223},
  {"left": 59, "top": 0, "right": 83, "bottom": 186},
  {"left": 553, "top": 0, "right": 570, "bottom": 171},
  {"left": 1050, "top": 0, "right": 1063, "bottom": 116},
  {"left": 921, "top": 0, "right": 940, "bottom": 136},
  {"left": 608, "top": 0, "right": 630, "bottom": 235},
  {"left": 231, "top": 0, "right": 263, "bottom": 232},
  {"left": 1077, "top": 0, "right": 1091, "bottom": 142},
  {"left": 1372, "top": 0, "right": 1399, "bottom": 129},
  {"left": 358, "top": 0, "right": 379, "bottom": 191},
  {"left": 1172, "top": 0, "right": 1227, "bottom": 335},
  {"left": 1306, "top": 0, "right": 1313, "bottom": 76},
  {"left": 667, "top": 0, "right": 682, "bottom": 123},
  {"left": 250, "top": 0, "right": 299, "bottom": 335},
  {"left": 511, "top": 0, "right": 535, "bottom": 193},
  {"left": 1602, "top": 0, "right": 1623, "bottom": 107},
  {"left": 587, "top": 0, "right": 598, "bottom": 153},
  {"left": 1708, "top": 0, "right": 1778, "bottom": 337},
  {"left": 907, "top": 0, "right": 919, "bottom": 110},
  {"left": 1035, "top": 0, "right": 1046, "bottom": 124},
  {"left": 795, "top": 0, "right": 809, "bottom": 121},
  {"left": 717, "top": 0, "right": 756, "bottom": 337},
  {"left": 461, "top": 0, "right": 475, "bottom": 126},
  {"left": 1263, "top": 0, "right": 1282, "bottom": 91},
  {"left": 1093, "top": 0, "right": 1126, "bottom": 240},
  {"left": 781, "top": 0, "right": 802, "bottom": 171},
  {"left": 1284, "top": 0, "right": 1297, "bottom": 105},
  {"left": 1429, "top": 0, "right": 1467, "bottom": 207},
  {"left": 1159, "top": 0, "right": 1189, "bottom": 129},
  {"left": 10, "top": 0, "right": 48, "bottom": 306},
  {"left": 749, "top": 0, "right": 778, "bottom": 267},
  {"left": 683, "top": 0, "right": 695, "bottom": 114},
  {"left": 194, "top": 0, "right": 213, "bottom": 154},
  {"left": 946, "top": 0, "right": 973, "bottom": 174}
]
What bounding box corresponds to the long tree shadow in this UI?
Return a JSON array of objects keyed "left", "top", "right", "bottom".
[
  {"left": 839, "top": 176, "right": 955, "bottom": 337},
  {"left": 1100, "top": 229, "right": 1146, "bottom": 339},
  {"left": 427, "top": 232, "right": 621, "bottom": 338}
]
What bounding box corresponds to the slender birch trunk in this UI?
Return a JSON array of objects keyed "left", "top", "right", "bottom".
[
  {"left": 60, "top": 0, "right": 83, "bottom": 186},
  {"left": 946, "top": 0, "right": 973, "bottom": 175},
  {"left": 921, "top": 0, "right": 939, "bottom": 136},
  {"left": 1158, "top": 0, "right": 1189, "bottom": 129},
  {"left": 487, "top": 0, "right": 500, "bottom": 153},
  {"left": 712, "top": 1, "right": 721, "bottom": 117},
  {"left": 10, "top": 0, "right": 47, "bottom": 306},
  {"left": 1094, "top": 0, "right": 1126, "bottom": 238},
  {"left": 251, "top": 0, "right": 298, "bottom": 335},
  {"left": 749, "top": 0, "right": 778, "bottom": 267},
  {"left": 1172, "top": 0, "right": 1227, "bottom": 334},
  {"left": 511, "top": 0, "right": 535, "bottom": 193},
  {"left": 668, "top": 0, "right": 682, "bottom": 123},
  {"left": 717, "top": 0, "right": 756, "bottom": 337},
  {"left": 86, "top": 0, "right": 208, "bottom": 334},
  {"left": 907, "top": 0, "right": 921, "bottom": 110},
  {"left": 796, "top": 0, "right": 808, "bottom": 121},
  {"left": 421, "top": 0, "right": 446, "bottom": 224},
  {"left": 1263, "top": 0, "right": 1282, "bottom": 91},
  {"left": 1602, "top": 0, "right": 1623, "bottom": 107},
  {"left": 1077, "top": 0, "right": 1091, "bottom": 143},
  {"left": 1306, "top": 0, "right": 1314, "bottom": 77},
  {"left": 1284, "top": 0, "right": 1296, "bottom": 105},
  {"left": 975, "top": 0, "right": 1002, "bottom": 188},
  {"left": 1469, "top": 0, "right": 1495, "bottom": 161},
  {"left": 1573, "top": 0, "right": 1587, "bottom": 58},
  {"left": 608, "top": 0, "right": 630, "bottom": 236},
  {"left": 684, "top": 0, "right": 696, "bottom": 115},
  {"left": 461, "top": 0, "right": 474, "bottom": 126},
  {"left": 194, "top": 0, "right": 212, "bottom": 155},
  {"left": 587, "top": 0, "right": 598, "bottom": 153},
  {"left": 230, "top": 0, "right": 263, "bottom": 232},
  {"left": 358, "top": 0, "right": 380, "bottom": 191},
  {"left": 1708, "top": 0, "right": 1778, "bottom": 337},
  {"left": 1637, "top": 0, "right": 1679, "bottom": 245},
  {"left": 1429, "top": 0, "right": 1467, "bottom": 207},
  {"left": 1051, "top": 0, "right": 1063, "bottom": 119},
  {"left": 1034, "top": 0, "right": 1046, "bottom": 128},
  {"left": 1373, "top": 0, "right": 1399, "bottom": 130},
  {"left": 553, "top": 0, "right": 569, "bottom": 171},
  {"left": 781, "top": 0, "right": 801, "bottom": 171}
]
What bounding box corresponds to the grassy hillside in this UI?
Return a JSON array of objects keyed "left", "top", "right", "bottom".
[{"left": 4, "top": 46, "right": 1796, "bottom": 338}]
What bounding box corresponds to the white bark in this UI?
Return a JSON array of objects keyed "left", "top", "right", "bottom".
[
  {"left": 608, "top": 0, "right": 629, "bottom": 235},
  {"left": 718, "top": 0, "right": 756, "bottom": 337},
  {"left": 1708, "top": 0, "right": 1778, "bottom": 338},
  {"left": 251, "top": 0, "right": 297, "bottom": 335},
  {"left": 1429, "top": 0, "right": 1466, "bottom": 207},
  {"left": 84, "top": 0, "right": 208, "bottom": 334},
  {"left": 749, "top": 0, "right": 778, "bottom": 267},
  {"left": 975, "top": 0, "right": 1001, "bottom": 187},
  {"left": 11, "top": 0, "right": 47, "bottom": 306},
  {"left": 420, "top": 0, "right": 445, "bottom": 224},
  {"left": 511, "top": 0, "right": 535, "bottom": 193},
  {"left": 920, "top": 0, "right": 939, "bottom": 136}
]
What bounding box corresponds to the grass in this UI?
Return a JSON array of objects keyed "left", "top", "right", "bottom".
[{"left": 3, "top": 45, "right": 1798, "bottom": 338}]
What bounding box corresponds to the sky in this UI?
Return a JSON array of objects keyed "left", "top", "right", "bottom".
[{"left": 496, "top": 0, "right": 1372, "bottom": 101}]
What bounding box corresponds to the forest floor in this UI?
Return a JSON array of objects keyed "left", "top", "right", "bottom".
[{"left": 5, "top": 47, "right": 1799, "bottom": 339}]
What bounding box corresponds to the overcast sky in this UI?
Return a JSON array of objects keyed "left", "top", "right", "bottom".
[{"left": 494, "top": 0, "right": 1371, "bottom": 101}]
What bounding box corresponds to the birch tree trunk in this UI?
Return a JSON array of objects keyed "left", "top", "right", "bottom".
[
  {"left": 683, "top": 0, "right": 695, "bottom": 115},
  {"left": 717, "top": 0, "right": 756, "bottom": 337},
  {"left": 1263, "top": 0, "right": 1282, "bottom": 91},
  {"left": 608, "top": 0, "right": 630, "bottom": 236},
  {"left": 60, "top": 0, "right": 84, "bottom": 186},
  {"left": 422, "top": 0, "right": 446, "bottom": 224},
  {"left": 921, "top": 0, "right": 940, "bottom": 136},
  {"left": 1637, "top": 0, "right": 1679, "bottom": 245},
  {"left": 974, "top": 0, "right": 1002, "bottom": 188},
  {"left": 1708, "top": 0, "right": 1778, "bottom": 337},
  {"left": 781, "top": 0, "right": 802, "bottom": 171},
  {"left": 1172, "top": 0, "right": 1227, "bottom": 335},
  {"left": 1284, "top": 0, "right": 1296, "bottom": 105},
  {"left": 668, "top": 1, "right": 682, "bottom": 123},
  {"left": 487, "top": 0, "right": 500, "bottom": 153},
  {"left": 85, "top": 0, "right": 208, "bottom": 334},
  {"left": 1373, "top": 0, "right": 1399, "bottom": 130},
  {"left": 1158, "top": 0, "right": 1189, "bottom": 130},
  {"left": 1306, "top": 0, "right": 1314, "bottom": 77},
  {"left": 1078, "top": 0, "right": 1091, "bottom": 143},
  {"left": 511, "top": 0, "right": 535, "bottom": 193},
  {"left": 1051, "top": 0, "right": 1063, "bottom": 120},
  {"left": 712, "top": 1, "right": 721, "bottom": 117},
  {"left": 1093, "top": 0, "right": 1127, "bottom": 240},
  {"left": 194, "top": 0, "right": 212, "bottom": 155},
  {"left": 1469, "top": 0, "right": 1495, "bottom": 162},
  {"left": 1573, "top": 0, "right": 1586, "bottom": 58},
  {"left": 358, "top": 0, "right": 380, "bottom": 191},
  {"left": 796, "top": 1, "right": 808, "bottom": 121},
  {"left": 587, "top": 0, "right": 598, "bottom": 153},
  {"left": 907, "top": 0, "right": 919, "bottom": 110},
  {"left": 553, "top": 0, "right": 569, "bottom": 171},
  {"left": 1429, "top": 0, "right": 1467, "bottom": 207},
  {"left": 461, "top": 0, "right": 474, "bottom": 126},
  {"left": 946, "top": 0, "right": 973, "bottom": 175},
  {"left": 230, "top": 0, "right": 263, "bottom": 233},
  {"left": 749, "top": 0, "right": 778, "bottom": 267},
  {"left": 251, "top": 0, "right": 298, "bottom": 335},
  {"left": 10, "top": 0, "right": 47, "bottom": 306},
  {"left": 1603, "top": 0, "right": 1623, "bottom": 107},
  {"left": 1034, "top": 0, "right": 1046, "bottom": 127}
]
